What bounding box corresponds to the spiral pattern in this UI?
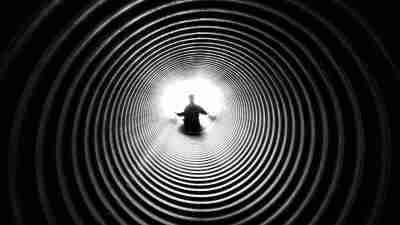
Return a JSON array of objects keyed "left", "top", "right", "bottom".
[{"left": 4, "top": 1, "right": 398, "bottom": 225}]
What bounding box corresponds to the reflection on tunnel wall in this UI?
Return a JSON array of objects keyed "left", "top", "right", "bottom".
[{"left": 3, "top": 1, "right": 398, "bottom": 225}]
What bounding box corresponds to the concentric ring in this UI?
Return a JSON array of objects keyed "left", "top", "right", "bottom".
[{"left": 4, "top": 1, "right": 397, "bottom": 225}]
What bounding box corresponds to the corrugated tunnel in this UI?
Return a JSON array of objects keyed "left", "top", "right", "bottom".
[{"left": 3, "top": 1, "right": 398, "bottom": 225}]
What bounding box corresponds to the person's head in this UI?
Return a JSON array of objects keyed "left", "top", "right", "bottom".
[{"left": 188, "top": 94, "right": 195, "bottom": 103}]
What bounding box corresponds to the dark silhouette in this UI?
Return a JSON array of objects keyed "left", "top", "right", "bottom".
[{"left": 176, "top": 94, "right": 208, "bottom": 134}]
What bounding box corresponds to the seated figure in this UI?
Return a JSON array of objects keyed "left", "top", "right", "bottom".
[{"left": 176, "top": 94, "right": 208, "bottom": 134}]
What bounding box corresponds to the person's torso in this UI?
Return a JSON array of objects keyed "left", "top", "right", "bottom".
[{"left": 184, "top": 104, "right": 202, "bottom": 117}]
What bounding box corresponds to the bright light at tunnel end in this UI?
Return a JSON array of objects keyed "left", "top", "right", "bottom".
[{"left": 158, "top": 70, "right": 225, "bottom": 127}]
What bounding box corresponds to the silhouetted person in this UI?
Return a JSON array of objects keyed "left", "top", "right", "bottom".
[{"left": 176, "top": 94, "right": 207, "bottom": 134}]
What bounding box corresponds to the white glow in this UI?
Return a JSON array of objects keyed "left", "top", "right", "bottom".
[{"left": 159, "top": 75, "right": 224, "bottom": 126}]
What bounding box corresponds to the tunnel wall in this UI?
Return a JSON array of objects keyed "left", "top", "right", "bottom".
[{"left": 2, "top": 1, "right": 399, "bottom": 225}]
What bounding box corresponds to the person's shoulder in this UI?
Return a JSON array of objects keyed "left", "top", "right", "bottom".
[
  {"left": 193, "top": 104, "right": 202, "bottom": 108},
  {"left": 196, "top": 104, "right": 205, "bottom": 109},
  {"left": 185, "top": 104, "right": 194, "bottom": 110}
]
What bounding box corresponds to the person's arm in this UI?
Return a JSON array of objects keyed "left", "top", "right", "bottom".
[
  {"left": 198, "top": 106, "right": 207, "bottom": 115},
  {"left": 176, "top": 112, "right": 185, "bottom": 116},
  {"left": 176, "top": 106, "right": 187, "bottom": 116}
]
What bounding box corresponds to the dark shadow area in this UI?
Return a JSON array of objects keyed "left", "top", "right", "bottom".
[{"left": 177, "top": 124, "right": 205, "bottom": 137}]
